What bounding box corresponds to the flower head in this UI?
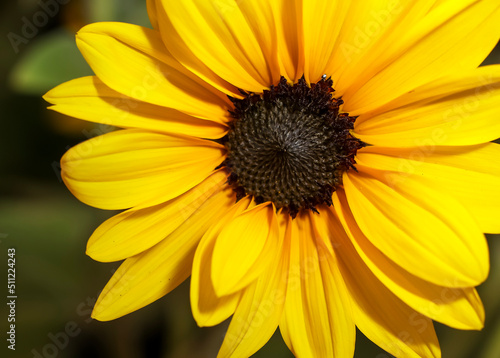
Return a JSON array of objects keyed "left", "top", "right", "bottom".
[{"left": 44, "top": 0, "right": 500, "bottom": 357}]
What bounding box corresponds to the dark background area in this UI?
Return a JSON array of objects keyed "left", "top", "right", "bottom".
[{"left": 1, "top": 1, "right": 500, "bottom": 357}]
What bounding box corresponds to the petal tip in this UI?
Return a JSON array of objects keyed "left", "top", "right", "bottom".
[
  {"left": 90, "top": 306, "right": 106, "bottom": 321},
  {"left": 211, "top": 273, "right": 237, "bottom": 298}
]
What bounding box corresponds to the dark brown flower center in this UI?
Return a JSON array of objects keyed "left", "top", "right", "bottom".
[{"left": 222, "top": 76, "right": 364, "bottom": 218}]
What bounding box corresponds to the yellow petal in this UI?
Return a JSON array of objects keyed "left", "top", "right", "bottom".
[
  {"left": 211, "top": 203, "right": 280, "bottom": 296},
  {"left": 270, "top": 0, "right": 304, "bottom": 82},
  {"left": 355, "top": 144, "right": 500, "bottom": 233},
  {"left": 190, "top": 197, "right": 251, "bottom": 327},
  {"left": 343, "top": 0, "right": 500, "bottom": 114},
  {"left": 357, "top": 65, "right": 500, "bottom": 118},
  {"left": 236, "top": 0, "right": 280, "bottom": 83},
  {"left": 343, "top": 169, "right": 489, "bottom": 287},
  {"left": 354, "top": 66, "right": 500, "bottom": 146},
  {"left": 158, "top": 0, "right": 278, "bottom": 92},
  {"left": 217, "top": 212, "right": 290, "bottom": 358},
  {"left": 44, "top": 76, "right": 229, "bottom": 139},
  {"left": 331, "top": 191, "right": 485, "bottom": 330},
  {"left": 302, "top": 0, "right": 350, "bottom": 83},
  {"left": 154, "top": 6, "right": 242, "bottom": 98},
  {"left": 335, "top": 223, "right": 441, "bottom": 358},
  {"left": 329, "top": 0, "right": 435, "bottom": 94},
  {"left": 87, "top": 170, "right": 228, "bottom": 262},
  {"left": 279, "top": 212, "right": 355, "bottom": 357},
  {"left": 76, "top": 22, "right": 231, "bottom": 120},
  {"left": 62, "top": 129, "right": 225, "bottom": 210},
  {"left": 146, "top": 0, "right": 159, "bottom": 29},
  {"left": 91, "top": 186, "right": 236, "bottom": 321}
]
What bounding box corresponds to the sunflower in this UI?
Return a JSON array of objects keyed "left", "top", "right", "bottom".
[{"left": 44, "top": 0, "right": 500, "bottom": 357}]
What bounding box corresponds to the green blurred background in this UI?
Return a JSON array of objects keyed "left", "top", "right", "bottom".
[{"left": 1, "top": 1, "right": 500, "bottom": 357}]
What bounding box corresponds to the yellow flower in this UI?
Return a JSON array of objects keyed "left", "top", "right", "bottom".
[{"left": 44, "top": 0, "right": 500, "bottom": 357}]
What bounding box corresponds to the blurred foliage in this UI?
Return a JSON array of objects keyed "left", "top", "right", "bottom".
[
  {"left": 9, "top": 29, "right": 92, "bottom": 95},
  {"left": 85, "top": 0, "right": 150, "bottom": 25},
  {"left": 1, "top": 1, "right": 500, "bottom": 358},
  {"left": 8, "top": 0, "right": 150, "bottom": 97}
]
